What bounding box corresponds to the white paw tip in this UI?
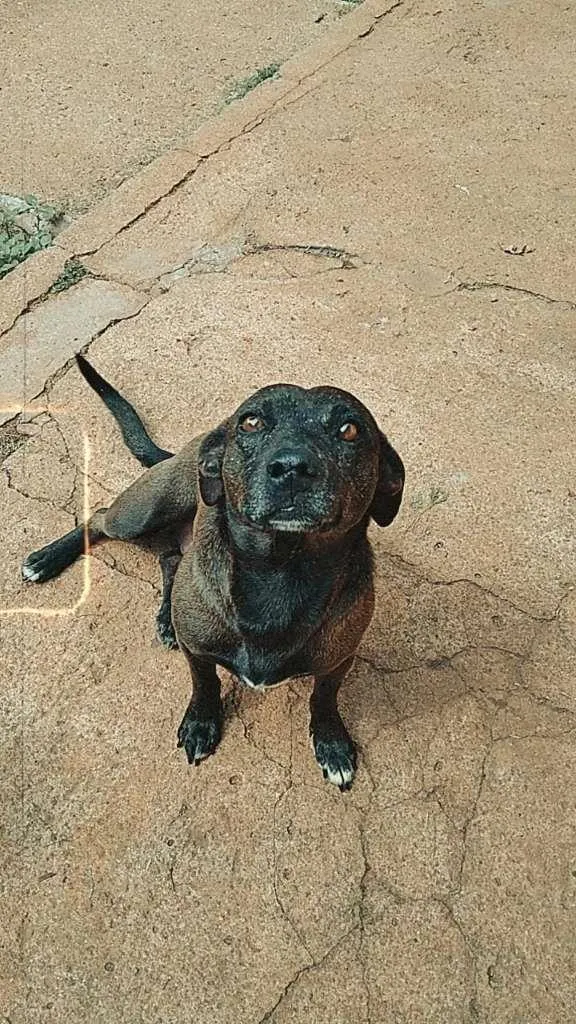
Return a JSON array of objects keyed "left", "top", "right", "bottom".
[
  {"left": 21, "top": 562, "right": 41, "bottom": 582},
  {"left": 324, "top": 763, "right": 354, "bottom": 788}
]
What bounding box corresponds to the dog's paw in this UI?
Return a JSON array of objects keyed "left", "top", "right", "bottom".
[
  {"left": 22, "top": 541, "right": 73, "bottom": 583},
  {"left": 311, "top": 732, "right": 357, "bottom": 792},
  {"left": 177, "top": 706, "right": 222, "bottom": 766},
  {"left": 155, "top": 606, "right": 179, "bottom": 650},
  {"left": 21, "top": 552, "right": 45, "bottom": 583}
]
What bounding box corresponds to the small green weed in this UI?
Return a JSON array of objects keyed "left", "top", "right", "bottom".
[
  {"left": 50, "top": 258, "right": 88, "bottom": 293},
  {"left": 0, "top": 211, "right": 51, "bottom": 280},
  {"left": 0, "top": 193, "right": 63, "bottom": 280},
  {"left": 224, "top": 63, "right": 280, "bottom": 105}
]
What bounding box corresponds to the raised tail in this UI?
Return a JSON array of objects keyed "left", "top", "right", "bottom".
[{"left": 75, "top": 354, "right": 174, "bottom": 468}]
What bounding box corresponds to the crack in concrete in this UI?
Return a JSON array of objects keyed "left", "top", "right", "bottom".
[
  {"left": 0, "top": 263, "right": 94, "bottom": 341},
  {"left": 1, "top": 460, "right": 75, "bottom": 515},
  {"left": 382, "top": 549, "right": 564, "bottom": 623},
  {"left": 456, "top": 742, "right": 491, "bottom": 891},
  {"left": 43, "top": 2, "right": 404, "bottom": 263},
  {"left": 2, "top": 299, "right": 148, "bottom": 393},
  {"left": 494, "top": 725, "right": 576, "bottom": 742},
  {"left": 433, "top": 896, "right": 482, "bottom": 1022},
  {"left": 232, "top": 686, "right": 290, "bottom": 773},
  {"left": 268, "top": 691, "right": 316, "bottom": 967},
  {"left": 357, "top": 642, "right": 529, "bottom": 697},
  {"left": 354, "top": 641, "right": 503, "bottom": 1024},
  {"left": 345, "top": 811, "right": 482, "bottom": 1023},
  {"left": 456, "top": 278, "right": 576, "bottom": 310},
  {"left": 270, "top": 794, "right": 314, "bottom": 966},
  {"left": 256, "top": 922, "right": 361, "bottom": 1024},
  {"left": 514, "top": 687, "right": 576, "bottom": 720},
  {"left": 343, "top": 791, "right": 485, "bottom": 1019},
  {"left": 356, "top": 799, "right": 375, "bottom": 1023},
  {"left": 78, "top": 472, "right": 119, "bottom": 497},
  {"left": 44, "top": 412, "right": 80, "bottom": 513},
  {"left": 92, "top": 551, "right": 161, "bottom": 596},
  {"left": 152, "top": 235, "right": 367, "bottom": 294},
  {"left": 243, "top": 240, "right": 364, "bottom": 267},
  {"left": 552, "top": 586, "right": 575, "bottom": 617},
  {"left": 282, "top": 0, "right": 404, "bottom": 94}
]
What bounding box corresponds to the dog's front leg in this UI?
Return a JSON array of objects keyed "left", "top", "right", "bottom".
[
  {"left": 310, "top": 656, "right": 356, "bottom": 791},
  {"left": 177, "top": 648, "right": 223, "bottom": 766},
  {"left": 155, "top": 548, "right": 182, "bottom": 649}
]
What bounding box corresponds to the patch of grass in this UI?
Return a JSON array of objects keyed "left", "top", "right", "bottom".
[
  {"left": 50, "top": 258, "right": 89, "bottom": 293},
  {"left": 0, "top": 194, "right": 63, "bottom": 280},
  {"left": 225, "top": 63, "right": 281, "bottom": 105},
  {"left": 24, "top": 194, "right": 63, "bottom": 222},
  {"left": 0, "top": 211, "right": 51, "bottom": 280}
]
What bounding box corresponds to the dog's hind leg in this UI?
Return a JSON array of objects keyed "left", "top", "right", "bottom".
[
  {"left": 22, "top": 439, "right": 201, "bottom": 586},
  {"left": 23, "top": 515, "right": 183, "bottom": 652},
  {"left": 22, "top": 509, "right": 109, "bottom": 583}
]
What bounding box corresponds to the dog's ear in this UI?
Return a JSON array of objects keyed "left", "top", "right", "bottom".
[
  {"left": 198, "top": 425, "right": 228, "bottom": 506},
  {"left": 369, "top": 433, "right": 405, "bottom": 527}
]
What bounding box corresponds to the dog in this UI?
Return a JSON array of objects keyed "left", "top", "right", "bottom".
[{"left": 22, "top": 356, "right": 405, "bottom": 790}]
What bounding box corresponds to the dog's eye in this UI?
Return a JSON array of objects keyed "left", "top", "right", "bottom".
[
  {"left": 338, "top": 422, "right": 359, "bottom": 442},
  {"left": 240, "top": 414, "right": 265, "bottom": 433}
]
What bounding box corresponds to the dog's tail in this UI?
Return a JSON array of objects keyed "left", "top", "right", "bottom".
[{"left": 75, "top": 354, "right": 174, "bottom": 468}]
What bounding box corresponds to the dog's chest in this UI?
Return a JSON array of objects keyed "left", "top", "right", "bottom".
[
  {"left": 231, "top": 561, "right": 331, "bottom": 638},
  {"left": 224, "top": 635, "right": 317, "bottom": 688},
  {"left": 230, "top": 643, "right": 291, "bottom": 689},
  {"left": 222, "top": 570, "right": 332, "bottom": 686},
  {"left": 175, "top": 539, "right": 367, "bottom": 685}
]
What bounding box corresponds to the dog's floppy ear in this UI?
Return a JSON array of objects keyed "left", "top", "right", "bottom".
[
  {"left": 369, "top": 433, "right": 405, "bottom": 527},
  {"left": 198, "top": 425, "right": 228, "bottom": 506}
]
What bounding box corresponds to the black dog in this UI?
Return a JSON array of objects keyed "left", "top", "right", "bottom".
[{"left": 22, "top": 356, "right": 405, "bottom": 789}]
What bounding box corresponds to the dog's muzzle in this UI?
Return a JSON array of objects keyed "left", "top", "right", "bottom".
[{"left": 256, "top": 443, "right": 336, "bottom": 531}]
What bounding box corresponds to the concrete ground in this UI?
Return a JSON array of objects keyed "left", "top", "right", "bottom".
[
  {"left": 0, "top": 0, "right": 344, "bottom": 211},
  {"left": 1, "top": 0, "right": 575, "bottom": 1021}
]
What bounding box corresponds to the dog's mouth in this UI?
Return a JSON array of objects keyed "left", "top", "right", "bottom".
[
  {"left": 267, "top": 506, "right": 321, "bottom": 533},
  {"left": 236, "top": 505, "right": 337, "bottom": 534},
  {"left": 263, "top": 504, "right": 340, "bottom": 534},
  {"left": 268, "top": 520, "right": 317, "bottom": 533}
]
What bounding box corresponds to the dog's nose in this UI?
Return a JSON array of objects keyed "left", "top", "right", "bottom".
[{"left": 267, "top": 448, "right": 320, "bottom": 481}]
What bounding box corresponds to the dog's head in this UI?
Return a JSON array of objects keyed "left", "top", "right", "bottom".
[{"left": 197, "top": 384, "right": 404, "bottom": 534}]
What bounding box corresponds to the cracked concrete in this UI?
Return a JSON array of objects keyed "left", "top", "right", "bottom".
[
  {"left": 0, "top": 278, "right": 147, "bottom": 427},
  {"left": 455, "top": 279, "right": 576, "bottom": 310},
  {"left": 1, "top": 0, "right": 576, "bottom": 1021},
  {"left": 0, "top": 0, "right": 350, "bottom": 212}
]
